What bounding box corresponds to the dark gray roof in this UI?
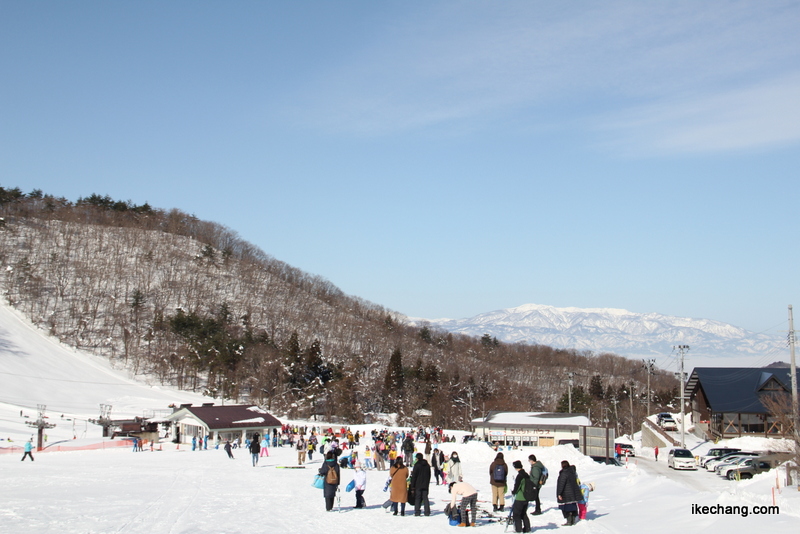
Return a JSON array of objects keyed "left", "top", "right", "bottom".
[
  {"left": 687, "top": 367, "right": 797, "bottom": 414},
  {"left": 168, "top": 404, "right": 281, "bottom": 430}
]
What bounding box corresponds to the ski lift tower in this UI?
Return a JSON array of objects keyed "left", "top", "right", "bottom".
[
  {"left": 25, "top": 404, "right": 57, "bottom": 451},
  {"left": 89, "top": 404, "right": 113, "bottom": 437}
]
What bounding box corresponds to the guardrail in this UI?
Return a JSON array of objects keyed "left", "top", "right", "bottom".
[{"left": 642, "top": 418, "right": 680, "bottom": 446}]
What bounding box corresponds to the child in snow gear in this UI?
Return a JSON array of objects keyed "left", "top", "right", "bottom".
[
  {"left": 353, "top": 461, "right": 367, "bottom": 509},
  {"left": 578, "top": 481, "right": 594, "bottom": 520}
]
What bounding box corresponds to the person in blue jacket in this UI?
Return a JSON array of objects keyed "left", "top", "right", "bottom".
[{"left": 22, "top": 439, "right": 34, "bottom": 461}]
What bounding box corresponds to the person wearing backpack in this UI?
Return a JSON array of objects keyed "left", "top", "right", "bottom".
[
  {"left": 528, "top": 454, "right": 546, "bottom": 515},
  {"left": 510, "top": 460, "right": 532, "bottom": 533},
  {"left": 318, "top": 451, "right": 341, "bottom": 511},
  {"left": 488, "top": 452, "right": 508, "bottom": 512}
]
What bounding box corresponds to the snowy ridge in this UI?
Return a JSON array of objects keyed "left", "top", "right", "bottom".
[{"left": 413, "top": 303, "right": 785, "bottom": 360}]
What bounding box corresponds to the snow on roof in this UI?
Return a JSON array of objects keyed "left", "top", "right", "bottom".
[
  {"left": 232, "top": 417, "right": 266, "bottom": 425},
  {"left": 472, "top": 411, "right": 591, "bottom": 427},
  {"left": 169, "top": 404, "right": 281, "bottom": 429}
]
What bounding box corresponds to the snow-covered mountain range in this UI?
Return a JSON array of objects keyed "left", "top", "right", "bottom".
[{"left": 413, "top": 304, "right": 787, "bottom": 365}]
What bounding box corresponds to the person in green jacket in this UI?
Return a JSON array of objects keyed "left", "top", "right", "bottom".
[
  {"left": 510, "top": 460, "right": 531, "bottom": 533},
  {"left": 528, "top": 454, "right": 546, "bottom": 515}
]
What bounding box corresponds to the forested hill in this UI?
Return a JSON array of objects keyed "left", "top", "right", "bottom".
[{"left": 0, "top": 187, "right": 676, "bottom": 430}]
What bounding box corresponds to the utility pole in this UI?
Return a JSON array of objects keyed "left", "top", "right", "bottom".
[
  {"left": 568, "top": 372, "right": 574, "bottom": 413},
  {"left": 611, "top": 397, "right": 619, "bottom": 436},
  {"left": 25, "top": 404, "right": 56, "bottom": 451},
  {"left": 628, "top": 382, "right": 635, "bottom": 436},
  {"left": 643, "top": 359, "right": 656, "bottom": 416},
  {"left": 789, "top": 306, "right": 798, "bottom": 447},
  {"left": 675, "top": 345, "right": 689, "bottom": 448}
]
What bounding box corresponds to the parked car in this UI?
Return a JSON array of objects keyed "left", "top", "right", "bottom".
[
  {"left": 704, "top": 451, "right": 758, "bottom": 472},
  {"left": 725, "top": 459, "right": 772, "bottom": 480},
  {"left": 667, "top": 448, "right": 697, "bottom": 470},
  {"left": 717, "top": 456, "right": 755, "bottom": 478},
  {"left": 725, "top": 453, "right": 793, "bottom": 480},
  {"left": 617, "top": 443, "right": 635, "bottom": 457},
  {"left": 656, "top": 412, "right": 672, "bottom": 425},
  {"left": 709, "top": 452, "right": 760, "bottom": 473},
  {"left": 558, "top": 439, "right": 579, "bottom": 448},
  {"left": 660, "top": 417, "right": 678, "bottom": 431},
  {"left": 698, "top": 447, "right": 741, "bottom": 468}
]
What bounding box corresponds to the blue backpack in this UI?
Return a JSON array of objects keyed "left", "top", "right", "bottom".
[{"left": 493, "top": 463, "right": 506, "bottom": 482}]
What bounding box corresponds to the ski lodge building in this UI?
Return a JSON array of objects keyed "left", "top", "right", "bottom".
[
  {"left": 166, "top": 403, "right": 281, "bottom": 446},
  {"left": 470, "top": 411, "right": 591, "bottom": 447},
  {"left": 687, "top": 365, "right": 798, "bottom": 440}
]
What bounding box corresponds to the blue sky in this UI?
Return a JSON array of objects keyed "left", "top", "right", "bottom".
[{"left": 2, "top": 1, "right": 799, "bottom": 334}]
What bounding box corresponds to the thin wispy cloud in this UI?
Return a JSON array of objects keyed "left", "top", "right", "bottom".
[
  {"left": 598, "top": 74, "right": 800, "bottom": 155},
  {"left": 286, "top": 1, "right": 800, "bottom": 154}
]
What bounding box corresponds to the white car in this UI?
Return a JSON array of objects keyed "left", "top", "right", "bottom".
[
  {"left": 667, "top": 448, "right": 697, "bottom": 470},
  {"left": 660, "top": 417, "right": 678, "bottom": 432},
  {"left": 698, "top": 447, "right": 740, "bottom": 468},
  {"left": 705, "top": 452, "right": 749, "bottom": 471}
]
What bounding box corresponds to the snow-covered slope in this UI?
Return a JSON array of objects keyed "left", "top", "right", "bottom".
[
  {"left": 415, "top": 303, "right": 786, "bottom": 363},
  {"left": 0, "top": 300, "right": 210, "bottom": 441}
]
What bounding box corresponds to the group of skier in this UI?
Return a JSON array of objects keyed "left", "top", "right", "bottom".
[{"left": 311, "top": 428, "right": 594, "bottom": 530}]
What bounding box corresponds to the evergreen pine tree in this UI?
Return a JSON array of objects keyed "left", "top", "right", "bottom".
[
  {"left": 589, "top": 375, "right": 605, "bottom": 400},
  {"left": 383, "top": 348, "right": 404, "bottom": 411},
  {"left": 285, "top": 332, "right": 304, "bottom": 391}
]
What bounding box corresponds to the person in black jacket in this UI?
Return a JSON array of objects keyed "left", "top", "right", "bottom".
[
  {"left": 249, "top": 434, "right": 261, "bottom": 467},
  {"left": 319, "top": 451, "right": 341, "bottom": 511},
  {"left": 556, "top": 460, "right": 581, "bottom": 526},
  {"left": 431, "top": 447, "right": 445, "bottom": 485},
  {"left": 409, "top": 453, "right": 431, "bottom": 516}
]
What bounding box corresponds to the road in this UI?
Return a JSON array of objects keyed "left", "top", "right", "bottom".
[{"left": 632, "top": 453, "right": 734, "bottom": 493}]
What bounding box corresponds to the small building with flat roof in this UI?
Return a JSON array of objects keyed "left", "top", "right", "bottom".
[{"left": 471, "top": 411, "right": 591, "bottom": 447}]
